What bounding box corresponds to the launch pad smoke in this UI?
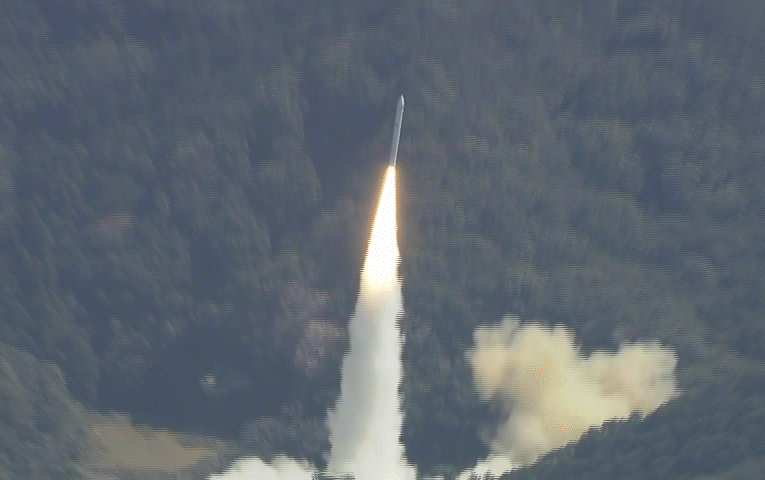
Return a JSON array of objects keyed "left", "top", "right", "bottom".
[{"left": 462, "top": 317, "right": 678, "bottom": 476}]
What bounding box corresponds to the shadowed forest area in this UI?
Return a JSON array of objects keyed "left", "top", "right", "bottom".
[{"left": 0, "top": 1, "right": 764, "bottom": 479}]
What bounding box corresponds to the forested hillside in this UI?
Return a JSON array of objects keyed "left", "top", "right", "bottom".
[{"left": 0, "top": 1, "right": 764, "bottom": 479}]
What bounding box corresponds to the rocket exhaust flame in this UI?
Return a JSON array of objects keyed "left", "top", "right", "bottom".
[
  {"left": 326, "top": 165, "right": 414, "bottom": 480},
  {"left": 209, "top": 167, "right": 411, "bottom": 480}
]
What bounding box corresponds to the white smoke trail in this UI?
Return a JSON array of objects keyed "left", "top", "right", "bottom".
[
  {"left": 326, "top": 166, "right": 414, "bottom": 480},
  {"left": 209, "top": 166, "right": 413, "bottom": 480}
]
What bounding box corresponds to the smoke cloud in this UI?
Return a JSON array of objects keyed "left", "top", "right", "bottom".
[
  {"left": 207, "top": 456, "right": 313, "bottom": 480},
  {"left": 463, "top": 316, "right": 678, "bottom": 474}
]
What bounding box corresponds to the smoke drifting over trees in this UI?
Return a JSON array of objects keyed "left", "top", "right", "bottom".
[{"left": 466, "top": 317, "right": 677, "bottom": 474}]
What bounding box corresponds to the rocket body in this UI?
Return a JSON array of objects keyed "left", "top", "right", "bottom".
[{"left": 389, "top": 95, "right": 404, "bottom": 167}]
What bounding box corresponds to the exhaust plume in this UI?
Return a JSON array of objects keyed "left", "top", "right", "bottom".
[
  {"left": 208, "top": 166, "right": 412, "bottom": 480},
  {"left": 326, "top": 166, "right": 414, "bottom": 480}
]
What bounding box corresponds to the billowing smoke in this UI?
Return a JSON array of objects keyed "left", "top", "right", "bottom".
[
  {"left": 207, "top": 456, "right": 313, "bottom": 480},
  {"left": 460, "top": 316, "right": 678, "bottom": 476}
]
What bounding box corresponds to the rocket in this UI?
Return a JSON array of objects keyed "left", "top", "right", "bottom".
[{"left": 389, "top": 95, "right": 404, "bottom": 167}]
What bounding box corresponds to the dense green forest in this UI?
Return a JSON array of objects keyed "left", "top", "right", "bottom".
[{"left": 0, "top": 0, "right": 764, "bottom": 479}]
